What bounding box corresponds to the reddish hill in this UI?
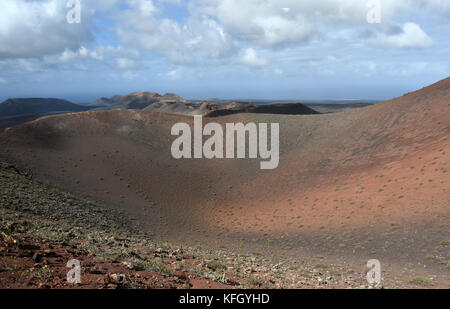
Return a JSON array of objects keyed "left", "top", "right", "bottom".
[{"left": 0, "top": 77, "right": 449, "bottom": 285}]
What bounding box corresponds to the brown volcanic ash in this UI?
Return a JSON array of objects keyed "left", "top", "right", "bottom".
[{"left": 0, "top": 78, "right": 449, "bottom": 275}]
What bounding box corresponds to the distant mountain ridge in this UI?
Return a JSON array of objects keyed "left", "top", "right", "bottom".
[
  {"left": 3, "top": 91, "right": 374, "bottom": 129},
  {"left": 0, "top": 98, "right": 88, "bottom": 117},
  {"left": 109, "top": 92, "right": 189, "bottom": 110},
  {"left": 0, "top": 98, "right": 93, "bottom": 128},
  {"left": 102, "top": 92, "right": 322, "bottom": 117},
  {"left": 111, "top": 92, "right": 162, "bottom": 110},
  {"left": 89, "top": 95, "right": 123, "bottom": 107}
]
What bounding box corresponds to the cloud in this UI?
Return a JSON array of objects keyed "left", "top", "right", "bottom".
[
  {"left": 424, "top": 0, "right": 450, "bottom": 17},
  {"left": 116, "top": 58, "right": 137, "bottom": 70},
  {"left": 241, "top": 48, "right": 267, "bottom": 67},
  {"left": 0, "top": 0, "right": 93, "bottom": 60},
  {"left": 374, "top": 23, "right": 434, "bottom": 49},
  {"left": 117, "top": 0, "right": 234, "bottom": 64},
  {"left": 167, "top": 68, "right": 182, "bottom": 80},
  {"left": 250, "top": 15, "right": 313, "bottom": 47},
  {"left": 198, "top": 0, "right": 314, "bottom": 47},
  {"left": 50, "top": 46, "right": 104, "bottom": 64},
  {"left": 196, "top": 0, "right": 413, "bottom": 48}
]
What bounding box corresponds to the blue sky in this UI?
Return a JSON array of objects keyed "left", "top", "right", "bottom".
[{"left": 0, "top": 0, "right": 449, "bottom": 103}]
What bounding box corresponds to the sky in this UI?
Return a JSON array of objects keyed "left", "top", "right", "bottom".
[{"left": 0, "top": 0, "right": 449, "bottom": 103}]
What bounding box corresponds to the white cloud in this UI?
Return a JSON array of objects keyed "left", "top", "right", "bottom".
[
  {"left": 374, "top": 23, "right": 434, "bottom": 49},
  {"left": 425, "top": 0, "right": 450, "bottom": 17},
  {"left": 198, "top": 0, "right": 313, "bottom": 47},
  {"left": 117, "top": 0, "right": 234, "bottom": 64},
  {"left": 0, "top": 0, "right": 93, "bottom": 59},
  {"left": 116, "top": 58, "right": 137, "bottom": 70},
  {"left": 57, "top": 47, "right": 103, "bottom": 63},
  {"left": 241, "top": 48, "right": 267, "bottom": 67},
  {"left": 196, "top": 0, "right": 412, "bottom": 48},
  {"left": 167, "top": 68, "right": 182, "bottom": 80},
  {"left": 250, "top": 15, "right": 313, "bottom": 47}
]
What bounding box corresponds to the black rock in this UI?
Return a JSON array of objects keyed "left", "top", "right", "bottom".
[{"left": 32, "top": 253, "right": 42, "bottom": 263}]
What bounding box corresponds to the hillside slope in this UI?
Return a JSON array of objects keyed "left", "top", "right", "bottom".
[{"left": 0, "top": 77, "right": 449, "bottom": 286}]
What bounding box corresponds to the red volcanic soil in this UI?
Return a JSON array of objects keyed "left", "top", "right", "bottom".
[
  {"left": 0, "top": 232, "right": 229, "bottom": 289},
  {"left": 0, "top": 78, "right": 449, "bottom": 287}
]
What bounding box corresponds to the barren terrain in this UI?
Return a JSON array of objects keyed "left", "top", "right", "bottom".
[{"left": 1, "top": 78, "right": 449, "bottom": 288}]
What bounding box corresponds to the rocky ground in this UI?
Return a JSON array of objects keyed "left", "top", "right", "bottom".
[{"left": 0, "top": 161, "right": 385, "bottom": 289}]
